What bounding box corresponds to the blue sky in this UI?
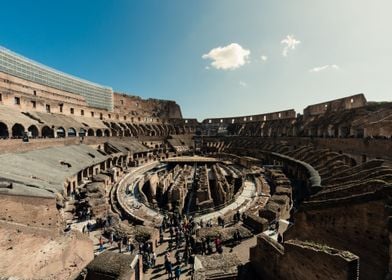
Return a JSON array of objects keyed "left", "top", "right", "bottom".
[{"left": 1, "top": 0, "right": 391, "bottom": 120}]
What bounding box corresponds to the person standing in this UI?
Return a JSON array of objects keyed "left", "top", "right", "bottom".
[
  {"left": 109, "top": 231, "right": 114, "bottom": 245},
  {"left": 174, "top": 265, "right": 181, "bottom": 280},
  {"left": 86, "top": 221, "right": 92, "bottom": 236},
  {"left": 99, "top": 235, "right": 104, "bottom": 252},
  {"left": 118, "top": 240, "right": 122, "bottom": 253},
  {"left": 215, "top": 236, "right": 222, "bottom": 254},
  {"left": 277, "top": 233, "right": 283, "bottom": 244},
  {"left": 152, "top": 251, "right": 157, "bottom": 267},
  {"left": 201, "top": 237, "right": 206, "bottom": 255},
  {"left": 165, "top": 259, "right": 173, "bottom": 279},
  {"left": 128, "top": 239, "right": 134, "bottom": 253}
]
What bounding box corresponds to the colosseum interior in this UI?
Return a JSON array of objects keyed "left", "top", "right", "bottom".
[{"left": 0, "top": 46, "right": 391, "bottom": 280}]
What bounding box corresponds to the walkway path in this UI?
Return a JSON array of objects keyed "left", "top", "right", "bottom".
[
  {"left": 143, "top": 221, "right": 260, "bottom": 280},
  {"left": 71, "top": 217, "right": 261, "bottom": 280},
  {"left": 143, "top": 229, "right": 192, "bottom": 280},
  {"left": 194, "top": 180, "right": 257, "bottom": 223}
]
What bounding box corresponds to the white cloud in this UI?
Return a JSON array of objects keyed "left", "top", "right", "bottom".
[
  {"left": 281, "top": 35, "right": 301, "bottom": 57},
  {"left": 202, "top": 43, "right": 250, "bottom": 70},
  {"left": 309, "top": 64, "right": 340, "bottom": 73},
  {"left": 205, "top": 66, "right": 210, "bottom": 70},
  {"left": 239, "top": 81, "right": 247, "bottom": 87},
  {"left": 309, "top": 65, "right": 329, "bottom": 72},
  {"left": 261, "top": 55, "right": 268, "bottom": 61}
]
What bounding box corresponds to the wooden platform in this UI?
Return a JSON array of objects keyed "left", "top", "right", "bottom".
[{"left": 161, "top": 155, "right": 220, "bottom": 164}]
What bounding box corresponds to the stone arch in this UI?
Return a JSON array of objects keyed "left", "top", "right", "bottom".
[
  {"left": 66, "top": 182, "right": 72, "bottom": 197},
  {"left": 67, "top": 127, "right": 77, "bottom": 137},
  {"left": 27, "top": 125, "right": 39, "bottom": 138},
  {"left": 152, "top": 125, "right": 159, "bottom": 136},
  {"left": 87, "top": 128, "right": 95, "bottom": 136},
  {"left": 129, "top": 124, "right": 138, "bottom": 136},
  {"left": 0, "top": 122, "right": 9, "bottom": 138},
  {"left": 96, "top": 129, "right": 103, "bottom": 137},
  {"left": 12, "top": 123, "right": 25, "bottom": 138},
  {"left": 42, "top": 126, "right": 54, "bottom": 138},
  {"left": 79, "top": 128, "right": 86, "bottom": 137},
  {"left": 106, "top": 158, "right": 112, "bottom": 169},
  {"left": 57, "top": 127, "right": 66, "bottom": 138},
  {"left": 110, "top": 130, "right": 118, "bottom": 137},
  {"left": 109, "top": 122, "right": 122, "bottom": 136},
  {"left": 140, "top": 125, "right": 148, "bottom": 135},
  {"left": 147, "top": 125, "right": 156, "bottom": 136},
  {"left": 124, "top": 129, "right": 131, "bottom": 137},
  {"left": 157, "top": 125, "right": 164, "bottom": 136},
  {"left": 133, "top": 124, "right": 141, "bottom": 135},
  {"left": 104, "top": 129, "right": 110, "bottom": 137}
]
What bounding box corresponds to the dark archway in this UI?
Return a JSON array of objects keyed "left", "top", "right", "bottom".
[
  {"left": 79, "top": 128, "right": 86, "bottom": 137},
  {"left": 87, "top": 129, "right": 95, "bottom": 137},
  {"left": 57, "top": 127, "right": 65, "bottom": 138},
  {"left": 12, "top": 123, "right": 25, "bottom": 138},
  {"left": 104, "top": 129, "right": 110, "bottom": 137},
  {"left": 67, "top": 127, "right": 77, "bottom": 137},
  {"left": 124, "top": 129, "right": 131, "bottom": 137},
  {"left": 129, "top": 124, "right": 138, "bottom": 136},
  {"left": 111, "top": 129, "right": 118, "bottom": 137},
  {"left": 42, "top": 126, "right": 54, "bottom": 138},
  {"left": 0, "top": 122, "right": 9, "bottom": 138},
  {"left": 27, "top": 125, "right": 39, "bottom": 138},
  {"left": 96, "top": 129, "right": 103, "bottom": 137}
]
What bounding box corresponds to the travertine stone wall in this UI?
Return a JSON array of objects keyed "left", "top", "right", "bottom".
[
  {"left": 113, "top": 92, "right": 182, "bottom": 119},
  {"left": 0, "top": 72, "right": 182, "bottom": 127},
  {"left": 285, "top": 192, "right": 390, "bottom": 280},
  {"left": 303, "top": 93, "right": 366, "bottom": 119},
  {"left": 250, "top": 234, "right": 359, "bottom": 280}
]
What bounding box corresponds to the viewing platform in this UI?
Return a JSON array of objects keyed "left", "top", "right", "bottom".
[{"left": 161, "top": 155, "right": 220, "bottom": 164}]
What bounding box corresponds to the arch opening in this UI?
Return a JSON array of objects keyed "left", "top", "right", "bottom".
[
  {"left": 27, "top": 125, "right": 39, "bottom": 138},
  {"left": 87, "top": 129, "right": 95, "bottom": 137},
  {"left": 57, "top": 127, "right": 65, "bottom": 138},
  {"left": 0, "top": 122, "right": 9, "bottom": 138},
  {"left": 42, "top": 126, "right": 54, "bottom": 138},
  {"left": 79, "top": 128, "right": 86, "bottom": 137},
  {"left": 12, "top": 123, "right": 25, "bottom": 138},
  {"left": 67, "top": 127, "right": 77, "bottom": 137}
]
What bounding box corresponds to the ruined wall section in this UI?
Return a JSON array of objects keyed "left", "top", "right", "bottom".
[
  {"left": 0, "top": 193, "right": 61, "bottom": 229},
  {"left": 284, "top": 189, "right": 391, "bottom": 280},
  {"left": 209, "top": 164, "right": 233, "bottom": 206},
  {"left": 250, "top": 234, "right": 359, "bottom": 280},
  {"left": 202, "top": 109, "right": 296, "bottom": 124},
  {"left": 196, "top": 165, "right": 214, "bottom": 209},
  {"left": 259, "top": 168, "right": 292, "bottom": 222},
  {"left": 303, "top": 94, "right": 367, "bottom": 119},
  {"left": 199, "top": 94, "right": 391, "bottom": 139},
  {"left": 113, "top": 92, "right": 182, "bottom": 120}
]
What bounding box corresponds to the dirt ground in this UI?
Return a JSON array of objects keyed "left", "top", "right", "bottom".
[{"left": 0, "top": 224, "right": 93, "bottom": 280}]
